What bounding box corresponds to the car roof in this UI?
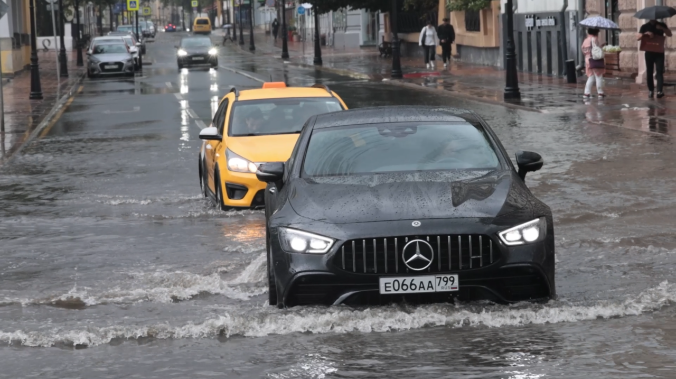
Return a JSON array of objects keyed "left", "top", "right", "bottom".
[
  {"left": 310, "top": 106, "right": 479, "bottom": 129},
  {"left": 236, "top": 87, "right": 336, "bottom": 101}
]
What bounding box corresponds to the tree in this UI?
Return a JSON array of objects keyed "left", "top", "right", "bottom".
[{"left": 446, "top": 0, "right": 492, "bottom": 12}]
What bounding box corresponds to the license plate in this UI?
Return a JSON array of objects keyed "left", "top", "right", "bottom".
[
  {"left": 192, "top": 57, "right": 205, "bottom": 61},
  {"left": 379, "top": 275, "right": 459, "bottom": 294},
  {"left": 104, "top": 64, "right": 117, "bottom": 69}
]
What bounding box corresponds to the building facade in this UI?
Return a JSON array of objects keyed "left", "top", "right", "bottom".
[{"left": 0, "top": 0, "right": 31, "bottom": 76}]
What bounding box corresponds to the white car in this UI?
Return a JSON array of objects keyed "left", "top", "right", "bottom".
[{"left": 97, "top": 35, "right": 142, "bottom": 69}]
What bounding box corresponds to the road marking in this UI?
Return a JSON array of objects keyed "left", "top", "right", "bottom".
[
  {"left": 195, "top": 119, "right": 207, "bottom": 129},
  {"left": 187, "top": 109, "right": 198, "bottom": 119},
  {"left": 218, "top": 65, "right": 265, "bottom": 83},
  {"left": 39, "top": 85, "right": 84, "bottom": 138},
  {"left": 103, "top": 106, "right": 140, "bottom": 114},
  {"left": 174, "top": 93, "right": 183, "bottom": 100},
  {"left": 165, "top": 82, "right": 173, "bottom": 88}
]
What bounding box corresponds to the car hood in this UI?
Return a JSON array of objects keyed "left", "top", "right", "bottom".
[
  {"left": 182, "top": 47, "right": 210, "bottom": 54},
  {"left": 226, "top": 134, "right": 300, "bottom": 163},
  {"left": 90, "top": 53, "right": 131, "bottom": 61},
  {"left": 288, "top": 170, "right": 532, "bottom": 224}
]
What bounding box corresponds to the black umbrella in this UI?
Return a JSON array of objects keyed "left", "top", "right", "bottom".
[{"left": 634, "top": 5, "right": 676, "bottom": 20}]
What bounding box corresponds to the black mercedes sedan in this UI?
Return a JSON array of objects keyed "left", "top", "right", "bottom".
[
  {"left": 176, "top": 36, "right": 218, "bottom": 70},
  {"left": 257, "top": 106, "right": 555, "bottom": 308}
]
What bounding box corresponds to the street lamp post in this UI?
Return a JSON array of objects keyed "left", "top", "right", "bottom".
[
  {"left": 280, "top": 0, "right": 288, "bottom": 59},
  {"left": 313, "top": 8, "right": 321, "bottom": 65},
  {"left": 75, "top": 0, "right": 83, "bottom": 66},
  {"left": 29, "top": 0, "right": 43, "bottom": 99},
  {"left": 249, "top": 0, "right": 255, "bottom": 51},
  {"left": 232, "top": 0, "right": 237, "bottom": 40},
  {"left": 57, "top": 0, "right": 68, "bottom": 77},
  {"left": 238, "top": 0, "right": 244, "bottom": 45},
  {"left": 504, "top": 0, "right": 521, "bottom": 100},
  {"left": 390, "top": 0, "right": 402, "bottom": 78}
]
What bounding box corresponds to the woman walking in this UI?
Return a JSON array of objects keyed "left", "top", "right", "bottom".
[
  {"left": 581, "top": 28, "right": 605, "bottom": 99},
  {"left": 418, "top": 20, "right": 438, "bottom": 69}
]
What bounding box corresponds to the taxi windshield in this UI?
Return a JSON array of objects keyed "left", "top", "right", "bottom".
[{"left": 229, "top": 98, "right": 343, "bottom": 137}]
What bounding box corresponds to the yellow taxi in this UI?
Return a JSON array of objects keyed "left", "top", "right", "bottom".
[
  {"left": 192, "top": 17, "right": 212, "bottom": 34},
  {"left": 198, "top": 83, "right": 348, "bottom": 210}
]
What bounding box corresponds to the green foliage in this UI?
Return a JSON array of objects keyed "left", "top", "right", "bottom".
[{"left": 446, "top": 0, "right": 492, "bottom": 12}]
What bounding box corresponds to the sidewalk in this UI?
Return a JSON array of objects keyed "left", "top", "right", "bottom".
[
  {"left": 0, "top": 51, "right": 85, "bottom": 163},
  {"left": 218, "top": 30, "right": 676, "bottom": 136}
]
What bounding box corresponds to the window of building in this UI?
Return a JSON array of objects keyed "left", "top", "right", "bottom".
[
  {"left": 605, "top": 0, "right": 619, "bottom": 45},
  {"left": 465, "top": 10, "right": 480, "bottom": 32}
]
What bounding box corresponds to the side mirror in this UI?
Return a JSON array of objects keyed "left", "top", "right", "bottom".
[
  {"left": 199, "top": 126, "right": 222, "bottom": 141},
  {"left": 174, "top": 45, "right": 179, "bottom": 48},
  {"left": 136, "top": 42, "right": 142, "bottom": 47},
  {"left": 515, "top": 151, "right": 543, "bottom": 181},
  {"left": 215, "top": 43, "right": 221, "bottom": 47},
  {"left": 86, "top": 50, "right": 92, "bottom": 55},
  {"left": 256, "top": 162, "right": 284, "bottom": 183}
]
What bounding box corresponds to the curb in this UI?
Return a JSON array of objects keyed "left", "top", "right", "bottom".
[
  {"left": 0, "top": 70, "right": 87, "bottom": 166},
  {"left": 384, "top": 80, "right": 544, "bottom": 114}
]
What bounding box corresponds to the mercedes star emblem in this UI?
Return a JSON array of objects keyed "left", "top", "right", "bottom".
[
  {"left": 412, "top": 221, "right": 421, "bottom": 227},
  {"left": 402, "top": 239, "right": 434, "bottom": 271}
]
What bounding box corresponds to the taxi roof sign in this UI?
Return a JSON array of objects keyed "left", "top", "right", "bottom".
[
  {"left": 127, "top": 0, "right": 138, "bottom": 11},
  {"left": 262, "top": 82, "right": 287, "bottom": 89}
]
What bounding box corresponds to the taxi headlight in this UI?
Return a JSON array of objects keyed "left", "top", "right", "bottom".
[
  {"left": 208, "top": 48, "right": 217, "bottom": 55},
  {"left": 177, "top": 49, "right": 188, "bottom": 56},
  {"left": 226, "top": 149, "right": 259, "bottom": 173},
  {"left": 498, "top": 218, "right": 547, "bottom": 246},
  {"left": 279, "top": 228, "right": 334, "bottom": 254}
]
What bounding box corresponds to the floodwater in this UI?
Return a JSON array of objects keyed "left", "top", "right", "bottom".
[{"left": 1, "top": 32, "right": 675, "bottom": 378}]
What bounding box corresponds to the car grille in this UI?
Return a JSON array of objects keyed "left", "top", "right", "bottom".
[
  {"left": 99, "top": 62, "right": 123, "bottom": 72},
  {"left": 335, "top": 235, "right": 498, "bottom": 274}
]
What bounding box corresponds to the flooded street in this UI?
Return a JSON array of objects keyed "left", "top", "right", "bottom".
[{"left": 1, "top": 31, "right": 676, "bottom": 378}]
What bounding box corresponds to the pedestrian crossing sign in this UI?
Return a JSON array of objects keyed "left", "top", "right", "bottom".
[
  {"left": 142, "top": 6, "right": 151, "bottom": 15},
  {"left": 191, "top": 1, "right": 198, "bottom": 7},
  {"left": 127, "top": 0, "right": 138, "bottom": 11}
]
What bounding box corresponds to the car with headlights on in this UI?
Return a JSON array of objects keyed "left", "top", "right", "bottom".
[
  {"left": 256, "top": 106, "right": 555, "bottom": 308},
  {"left": 86, "top": 42, "right": 135, "bottom": 78},
  {"left": 176, "top": 36, "right": 218, "bottom": 69},
  {"left": 198, "top": 83, "right": 347, "bottom": 211},
  {"left": 91, "top": 35, "right": 141, "bottom": 70}
]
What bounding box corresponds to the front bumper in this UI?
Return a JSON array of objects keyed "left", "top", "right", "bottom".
[
  {"left": 217, "top": 169, "right": 266, "bottom": 208},
  {"left": 270, "top": 219, "right": 556, "bottom": 307},
  {"left": 88, "top": 60, "right": 135, "bottom": 76},
  {"left": 178, "top": 54, "right": 217, "bottom": 66}
]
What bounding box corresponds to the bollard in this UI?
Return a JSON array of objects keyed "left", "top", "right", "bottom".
[{"left": 565, "top": 59, "right": 577, "bottom": 83}]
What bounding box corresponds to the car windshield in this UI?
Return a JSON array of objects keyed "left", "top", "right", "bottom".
[
  {"left": 123, "top": 36, "right": 134, "bottom": 46},
  {"left": 302, "top": 122, "right": 501, "bottom": 177},
  {"left": 229, "top": 98, "right": 343, "bottom": 137},
  {"left": 93, "top": 44, "right": 128, "bottom": 54},
  {"left": 117, "top": 25, "right": 132, "bottom": 32},
  {"left": 196, "top": 19, "right": 209, "bottom": 25},
  {"left": 181, "top": 38, "right": 212, "bottom": 48}
]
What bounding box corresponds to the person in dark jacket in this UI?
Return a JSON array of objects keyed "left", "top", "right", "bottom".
[
  {"left": 437, "top": 17, "right": 455, "bottom": 69},
  {"left": 272, "top": 19, "right": 280, "bottom": 41}
]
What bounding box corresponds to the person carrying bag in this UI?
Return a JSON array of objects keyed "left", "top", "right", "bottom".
[
  {"left": 581, "top": 28, "right": 606, "bottom": 99},
  {"left": 419, "top": 20, "right": 438, "bottom": 69},
  {"left": 638, "top": 19, "right": 672, "bottom": 99}
]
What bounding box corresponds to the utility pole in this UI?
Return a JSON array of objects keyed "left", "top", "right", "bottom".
[
  {"left": 313, "top": 7, "right": 321, "bottom": 65},
  {"left": 390, "top": 0, "right": 402, "bottom": 78},
  {"left": 504, "top": 0, "right": 521, "bottom": 99},
  {"left": 238, "top": 0, "right": 244, "bottom": 45},
  {"left": 281, "top": 0, "right": 288, "bottom": 59},
  {"left": 249, "top": 0, "right": 255, "bottom": 51},
  {"left": 57, "top": 0, "right": 68, "bottom": 77},
  {"left": 75, "top": 0, "right": 83, "bottom": 66}
]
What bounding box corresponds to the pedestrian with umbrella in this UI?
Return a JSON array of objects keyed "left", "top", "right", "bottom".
[
  {"left": 579, "top": 16, "right": 620, "bottom": 99},
  {"left": 635, "top": 6, "right": 675, "bottom": 99}
]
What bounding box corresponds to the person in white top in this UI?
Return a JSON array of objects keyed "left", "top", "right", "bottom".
[{"left": 419, "top": 20, "right": 438, "bottom": 69}]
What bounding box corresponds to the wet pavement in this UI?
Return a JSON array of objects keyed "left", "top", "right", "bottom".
[
  {"left": 0, "top": 51, "right": 86, "bottom": 163},
  {"left": 1, "top": 31, "right": 676, "bottom": 378}
]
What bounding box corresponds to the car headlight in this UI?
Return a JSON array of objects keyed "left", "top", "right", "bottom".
[
  {"left": 498, "top": 218, "right": 547, "bottom": 246},
  {"left": 177, "top": 49, "right": 187, "bottom": 56},
  {"left": 208, "top": 48, "right": 217, "bottom": 55},
  {"left": 226, "top": 149, "right": 258, "bottom": 173},
  {"left": 279, "top": 227, "right": 334, "bottom": 254}
]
